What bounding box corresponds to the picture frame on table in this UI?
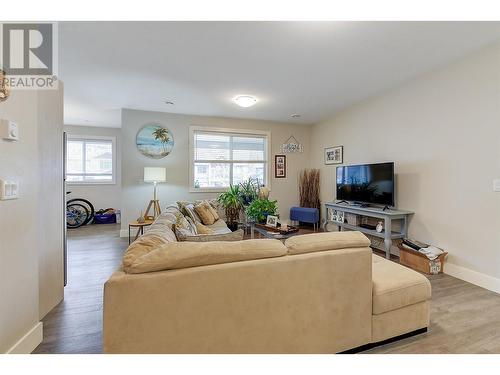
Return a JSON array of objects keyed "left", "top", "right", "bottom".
[
  {"left": 266, "top": 215, "right": 278, "bottom": 227},
  {"left": 324, "top": 146, "right": 343, "bottom": 165},
  {"left": 275, "top": 155, "right": 286, "bottom": 178}
]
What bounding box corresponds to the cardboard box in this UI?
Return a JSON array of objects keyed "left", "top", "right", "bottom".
[{"left": 398, "top": 244, "right": 448, "bottom": 275}]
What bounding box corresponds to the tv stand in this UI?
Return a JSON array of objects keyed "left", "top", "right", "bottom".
[{"left": 324, "top": 202, "right": 414, "bottom": 259}]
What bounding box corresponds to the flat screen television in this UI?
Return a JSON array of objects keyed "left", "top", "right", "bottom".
[{"left": 336, "top": 162, "right": 395, "bottom": 207}]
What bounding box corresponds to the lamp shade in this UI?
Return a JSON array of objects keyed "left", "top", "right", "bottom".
[{"left": 144, "top": 167, "right": 166, "bottom": 182}]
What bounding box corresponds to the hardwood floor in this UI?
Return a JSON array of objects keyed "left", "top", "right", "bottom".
[
  {"left": 33, "top": 224, "right": 127, "bottom": 354},
  {"left": 33, "top": 224, "right": 500, "bottom": 354}
]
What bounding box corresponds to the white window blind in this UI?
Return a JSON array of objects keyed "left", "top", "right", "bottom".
[{"left": 191, "top": 129, "right": 269, "bottom": 190}]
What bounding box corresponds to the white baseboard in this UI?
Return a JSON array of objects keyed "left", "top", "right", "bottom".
[
  {"left": 119, "top": 229, "right": 128, "bottom": 238},
  {"left": 445, "top": 262, "right": 500, "bottom": 295},
  {"left": 6, "top": 322, "right": 43, "bottom": 354}
]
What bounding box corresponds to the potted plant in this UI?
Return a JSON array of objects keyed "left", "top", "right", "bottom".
[
  {"left": 245, "top": 198, "right": 278, "bottom": 224},
  {"left": 238, "top": 178, "right": 260, "bottom": 205},
  {"left": 217, "top": 185, "right": 243, "bottom": 231}
]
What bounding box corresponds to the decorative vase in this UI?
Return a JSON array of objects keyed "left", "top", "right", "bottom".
[
  {"left": 137, "top": 211, "right": 145, "bottom": 223},
  {"left": 258, "top": 186, "right": 270, "bottom": 200}
]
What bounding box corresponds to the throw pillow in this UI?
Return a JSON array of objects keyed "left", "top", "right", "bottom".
[
  {"left": 207, "top": 203, "right": 220, "bottom": 221},
  {"left": 174, "top": 212, "right": 196, "bottom": 235},
  {"left": 194, "top": 201, "right": 216, "bottom": 225},
  {"left": 178, "top": 229, "right": 244, "bottom": 242},
  {"left": 195, "top": 222, "right": 214, "bottom": 235},
  {"left": 177, "top": 201, "right": 202, "bottom": 223},
  {"left": 185, "top": 216, "right": 198, "bottom": 235}
]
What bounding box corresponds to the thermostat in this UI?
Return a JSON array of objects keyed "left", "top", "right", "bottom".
[{"left": 0, "top": 119, "right": 19, "bottom": 141}]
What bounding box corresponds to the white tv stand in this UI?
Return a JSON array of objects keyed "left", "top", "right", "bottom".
[{"left": 324, "top": 202, "right": 414, "bottom": 259}]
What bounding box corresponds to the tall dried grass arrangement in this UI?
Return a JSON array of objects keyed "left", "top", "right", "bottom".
[{"left": 299, "top": 169, "right": 320, "bottom": 210}]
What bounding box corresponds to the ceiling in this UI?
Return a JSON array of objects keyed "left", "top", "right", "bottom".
[{"left": 59, "top": 21, "right": 500, "bottom": 127}]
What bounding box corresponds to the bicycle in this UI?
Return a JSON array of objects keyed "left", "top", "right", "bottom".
[{"left": 66, "top": 192, "right": 95, "bottom": 228}]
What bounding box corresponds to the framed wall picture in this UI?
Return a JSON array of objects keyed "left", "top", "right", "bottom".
[
  {"left": 275, "top": 155, "right": 286, "bottom": 178},
  {"left": 324, "top": 146, "right": 343, "bottom": 165}
]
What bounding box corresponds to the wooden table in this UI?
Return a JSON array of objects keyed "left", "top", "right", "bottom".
[
  {"left": 128, "top": 220, "right": 154, "bottom": 244},
  {"left": 250, "top": 223, "right": 301, "bottom": 242}
]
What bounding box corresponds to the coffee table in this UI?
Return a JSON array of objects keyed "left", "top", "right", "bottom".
[{"left": 250, "top": 223, "right": 301, "bottom": 241}]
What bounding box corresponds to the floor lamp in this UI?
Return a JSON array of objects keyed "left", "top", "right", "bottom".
[{"left": 143, "top": 167, "right": 166, "bottom": 220}]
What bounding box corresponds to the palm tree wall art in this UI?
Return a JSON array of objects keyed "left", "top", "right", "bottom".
[{"left": 136, "top": 124, "right": 174, "bottom": 159}]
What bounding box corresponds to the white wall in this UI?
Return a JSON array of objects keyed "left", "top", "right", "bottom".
[
  {"left": 64, "top": 125, "right": 122, "bottom": 212},
  {"left": 310, "top": 42, "right": 500, "bottom": 291},
  {"left": 38, "top": 87, "right": 65, "bottom": 319},
  {"left": 121, "top": 109, "right": 312, "bottom": 234},
  {"left": 0, "top": 85, "right": 64, "bottom": 353}
]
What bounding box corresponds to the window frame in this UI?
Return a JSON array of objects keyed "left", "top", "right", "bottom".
[
  {"left": 189, "top": 126, "right": 271, "bottom": 193},
  {"left": 65, "top": 134, "right": 117, "bottom": 185}
]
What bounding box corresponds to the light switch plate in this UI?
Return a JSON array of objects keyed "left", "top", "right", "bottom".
[
  {"left": 494, "top": 179, "right": 500, "bottom": 192},
  {"left": 0, "top": 180, "right": 19, "bottom": 200}
]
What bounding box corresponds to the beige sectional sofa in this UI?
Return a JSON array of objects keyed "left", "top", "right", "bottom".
[{"left": 103, "top": 213, "right": 431, "bottom": 353}]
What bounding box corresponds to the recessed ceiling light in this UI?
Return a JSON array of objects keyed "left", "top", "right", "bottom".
[
  {"left": 233, "top": 95, "right": 258, "bottom": 108},
  {"left": 164, "top": 100, "right": 174, "bottom": 105},
  {"left": 291, "top": 114, "right": 301, "bottom": 118}
]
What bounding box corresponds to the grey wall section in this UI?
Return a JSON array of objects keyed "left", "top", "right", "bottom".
[
  {"left": 0, "top": 85, "right": 64, "bottom": 352},
  {"left": 120, "top": 109, "right": 311, "bottom": 234},
  {"left": 310, "top": 42, "right": 500, "bottom": 285},
  {"left": 64, "top": 125, "right": 122, "bottom": 212}
]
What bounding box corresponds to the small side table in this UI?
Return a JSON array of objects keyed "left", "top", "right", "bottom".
[{"left": 128, "top": 220, "right": 154, "bottom": 245}]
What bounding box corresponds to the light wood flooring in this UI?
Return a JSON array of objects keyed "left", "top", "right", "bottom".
[{"left": 33, "top": 224, "right": 500, "bottom": 354}]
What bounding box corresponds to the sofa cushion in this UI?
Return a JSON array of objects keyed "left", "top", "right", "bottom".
[
  {"left": 285, "top": 231, "right": 371, "bottom": 255},
  {"left": 207, "top": 219, "right": 232, "bottom": 235},
  {"left": 195, "top": 222, "right": 214, "bottom": 235},
  {"left": 122, "top": 216, "right": 178, "bottom": 270},
  {"left": 372, "top": 254, "right": 431, "bottom": 315},
  {"left": 123, "top": 238, "right": 287, "bottom": 274},
  {"left": 160, "top": 204, "right": 185, "bottom": 225},
  {"left": 178, "top": 229, "right": 244, "bottom": 242}
]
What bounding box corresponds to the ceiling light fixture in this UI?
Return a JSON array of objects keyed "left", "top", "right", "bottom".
[
  {"left": 233, "top": 95, "right": 257, "bottom": 108},
  {"left": 291, "top": 114, "right": 301, "bottom": 118},
  {"left": 164, "top": 100, "right": 174, "bottom": 105}
]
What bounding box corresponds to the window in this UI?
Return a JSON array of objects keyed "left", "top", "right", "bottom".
[
  {"left": 66, "top": 135, "right": 116, "bottom": 184},
  {"left": 190, "top": 127, "right": 270, "bottom": 191}
]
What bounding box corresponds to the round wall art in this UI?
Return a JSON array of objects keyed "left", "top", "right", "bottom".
[{"left": 136, "top": 124, "right": 174, "bottom": 159}]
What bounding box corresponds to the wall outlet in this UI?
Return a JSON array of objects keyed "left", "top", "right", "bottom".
[
  {"left": 494, "top": 179, "right": 500, "bottom": 192},
  {"left": 0, "top": 119, "right": 19, "bottom": 141},
  {"left": 0, "top": 180, "right": 19, "bottom": 200}
]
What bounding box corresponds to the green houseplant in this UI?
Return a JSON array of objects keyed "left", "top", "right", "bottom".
[
  {"left": 245, "top": 199, "right": 278, "bottom": 223},
  {"left": 217, "top": 185, "right": 243, "bottom": 231},
  {"left": 238, "top": 178, "right": 260, "bottom": 205}
]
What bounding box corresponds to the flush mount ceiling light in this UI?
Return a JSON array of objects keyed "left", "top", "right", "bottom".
[
  {"left": 291, "top": 114, "right": 301, "bottom": 118},
  {"left": 233, "top": 95, "right": 258, "bottom": 108},
  {"left": 164, "top": 100, "right": 174, "bottom": 105}
]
